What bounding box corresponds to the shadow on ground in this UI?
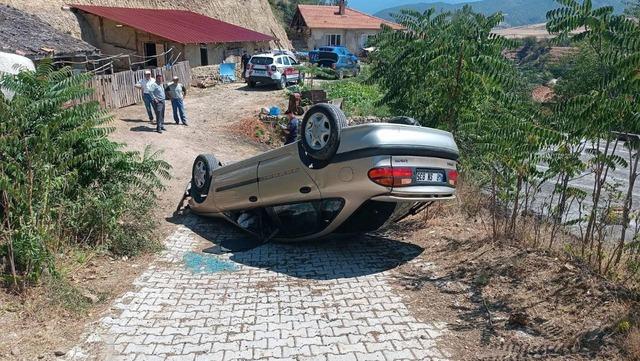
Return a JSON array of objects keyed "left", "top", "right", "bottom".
[
  {"left": 129, "top": 125, "right": 157, "bottom": 132},
  {"left": 235, "top": 84, "right": 280, "bottom": 92},
  {"left": 170, "top": 213, "right": 424, "bottom": 280},
  {"left": 121, "top": 118, "right": 148, "bottom": 123}
]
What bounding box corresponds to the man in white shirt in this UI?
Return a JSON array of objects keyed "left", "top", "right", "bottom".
[{"left": 135, "top": 70, "right": 156, "bottom": 122}]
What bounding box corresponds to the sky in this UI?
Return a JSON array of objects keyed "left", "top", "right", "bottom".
[{"left": 347, "top": 0, "right": 474, "bottom": 14}]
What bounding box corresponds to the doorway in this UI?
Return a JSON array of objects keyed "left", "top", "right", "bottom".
[
  {"left": 200, "top": 46, "right": 209, "bottom": 66},
  {"left": 144, "top": 42, "right": 158, "bottom": 67}
]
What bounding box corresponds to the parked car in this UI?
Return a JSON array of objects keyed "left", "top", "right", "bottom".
[
  {"left": 309, "top": 46, "right": 360, "bottom": 79},
  {"left": 271, "top": 49, "right": 298, "bottom": 63},
  {"left": 246, "top": 53, "right": 302, "bottom": 89},
  {"left": 186, "top": 104, "right": 459, "bottom": 242}
]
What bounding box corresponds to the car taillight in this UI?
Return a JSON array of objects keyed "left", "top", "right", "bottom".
[
  {"left": 331, "top": 63, "right": 336, "bottom": 69},
  {"left": 368, "top": 167, "right": 413, "bottom": 187},
  {"left": 447, "top": 170, "right": 458, "bottom": 187},
  {"left": 249, "top": 64, "right": 254, "bottom": 71}
]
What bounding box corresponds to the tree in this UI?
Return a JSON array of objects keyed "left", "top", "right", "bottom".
[
  {"left": 0, "top": 62, "right": 170, "bottom": 287},
  {"left": 624, "top": 0, "right": 640, "bottom": 18},
  {"left": 370, "top": 6, "right": 518, "bottom": 135}
]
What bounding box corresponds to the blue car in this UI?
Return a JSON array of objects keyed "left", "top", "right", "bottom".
[{"left": 309, "top": 46, "right": 360, "bottom": 79}]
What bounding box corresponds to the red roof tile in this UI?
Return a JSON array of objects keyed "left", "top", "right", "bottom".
[
  {"left": 70, "top": 5, "right": 273, "bottom": 44},
  {"left": 297, "top": 5, "right": 402, "bottom": 30}
]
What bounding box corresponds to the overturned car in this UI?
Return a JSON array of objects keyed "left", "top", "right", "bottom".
[{"left": 186, "top": 104, "right": 459, "bottom": 242}]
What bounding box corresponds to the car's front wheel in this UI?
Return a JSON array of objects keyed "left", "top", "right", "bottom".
[
  {"left": 191, "top": 154, "right": 221, "bottom": 203},
  {"left": 301, "top": 103, "right": 348, "bottom": 162}
]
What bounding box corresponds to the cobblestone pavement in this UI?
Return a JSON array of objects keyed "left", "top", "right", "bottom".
[{"left": 66, "top": 217, "right": 450, "bottom": 361}]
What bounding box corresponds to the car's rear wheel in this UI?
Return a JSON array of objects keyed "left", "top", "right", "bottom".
[
  {"left": 191, "top": 154, "right": 221, "bottom": 203},
  {"left": 337, "top": 70, "right": 344, "bottom": 80},
  {"left": 301, "top": 103, "right": 348, "bottom": 161},
  {"left": 248, "top": 80, "right": 256, "bottom": 88},
  {"left": 277, "top": 76, "right": 286, "bottom": 90}
]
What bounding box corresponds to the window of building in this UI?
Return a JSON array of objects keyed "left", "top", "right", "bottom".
[{"left": 326, "top": 34, "right": 342, "bottom": 46}]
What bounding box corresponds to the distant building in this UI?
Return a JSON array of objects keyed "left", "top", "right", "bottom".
[
  {"left": 70, "top": 5, "right": 274, "bottom": 69},
  {"left": 290, "top": 0, "right": 402, "bottom": 54},
  {"left": 0, "top": 5, "right": 98, "bottom": 68}
]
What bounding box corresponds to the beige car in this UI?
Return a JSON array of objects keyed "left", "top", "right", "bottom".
[{"left": 187, "top": 104, "right": 459, "bottom": 242}]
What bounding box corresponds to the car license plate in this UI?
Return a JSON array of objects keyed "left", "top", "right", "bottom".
[
  {"left": 253, "top": 70, "right": 266, "bottom": 76},
  {"left": 415, "top": 170, "right": 444, "bottom": 183}
]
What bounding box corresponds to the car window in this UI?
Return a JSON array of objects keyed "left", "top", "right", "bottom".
[
  {"left": 276, "top": 57, "right": 284, "bottom": 65},
  {"left": 289, "top": 57, "right": 298, "bottom": 65},
  {"left": 268, "top": 199, "right": 344, "bottom": 238},
  {"left": 282, "top": 57, "right": 291, "bottom": 66},
  {"left": 250, "top": 57, "right": 273, "bottom": 65}
]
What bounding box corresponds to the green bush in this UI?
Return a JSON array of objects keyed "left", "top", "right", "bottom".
[
  {"left": 321, "top": 80, "right": 390, "bottom": 117},
  {"left": 0, "top": 62, "right": 170, "bottom": 288}
]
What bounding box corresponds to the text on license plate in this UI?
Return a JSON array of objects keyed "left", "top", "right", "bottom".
[
  {"left": 253, "top": 71, "right": 267, "bottom": 76},
  {"left": 415, "top": 171, "right": 444, "bottom": 183}
]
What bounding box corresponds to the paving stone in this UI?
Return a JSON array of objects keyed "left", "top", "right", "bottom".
[{"left": 64, "top": 221, "right": 449, "bottom": 360}]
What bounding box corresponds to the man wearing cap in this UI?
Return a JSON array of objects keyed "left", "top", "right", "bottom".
[
  {"left": 149, "top": 74, "right": 167, "bottom": 133},
  {"left": 135, "top": 70, "right": 156, "bottom": 122},
  {"left": 166, "top": 75, "right": 188, "bottom": 126}
]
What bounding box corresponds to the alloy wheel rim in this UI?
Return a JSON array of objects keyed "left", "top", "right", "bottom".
[
  {"left": 194, "top": 161, "right": 207, "bottom": 188},
  {"left": 305, "top": 113, "right": 332, "bottom": 150}
]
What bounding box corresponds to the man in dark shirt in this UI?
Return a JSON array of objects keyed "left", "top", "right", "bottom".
[
  {"left": 241, "top": 51, "right": 251, "bottom": 79},
  {"left": 283, "top": 110, "right": 299, "bottom": 145}
]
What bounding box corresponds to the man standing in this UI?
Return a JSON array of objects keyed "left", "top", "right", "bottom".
[
  {"left": 283, "top": 110, "right": 300, "bottom": 145},
  {"left": 135, "top": 70, "right": 156, "bottom": 122},
  {"left": 149, "top": 74, "right": 167, "bottom": 133},
  {"left": 166, "top": 76, "right": 188, "bottom": 126},
  {"left": 241, "top": 51, "right": 251, "bottom": 79}
]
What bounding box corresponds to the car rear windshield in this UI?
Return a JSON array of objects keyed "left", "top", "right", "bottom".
[{"left": 250, "top": 57, "right": 273, "bottom": 65}]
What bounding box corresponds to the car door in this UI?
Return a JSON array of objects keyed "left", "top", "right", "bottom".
[
  {"left": 281, "top": 56, "right": 293, "bottom": 82},
  {"left": 212, "top": 161, "right": 259, "bottom": 211},
  {"left": 258, "top": 153, "right": 320, "bottom": 206},
  {"left": 275, "top": 56, "right": 285, "bottom": 76},
  {"left": 287, "top": 57, "right": 300, "bottom": 81}
]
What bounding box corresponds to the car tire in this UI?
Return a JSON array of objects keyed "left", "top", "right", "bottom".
[
  {"left": 248, "top": 80, "right": 256, "bottom": 88},
  {"left": 190, "top": 154, "right": 221, "bottom": 203},
  {"left": 301, "top": 103, "right": 348, "bottom": 162},
  {"left": 388, "top": 116, "right": 420, "bottom": 126},
  {"left": 277, "top": 76, "right": 286, "bottom": 90},
  {"left": 337, "top": 70, "right": 344, "bottom": 80}
]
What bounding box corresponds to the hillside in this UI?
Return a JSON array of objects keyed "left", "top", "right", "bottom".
[
  {"left": 0, "top": 0, "right": 291, "bottom": 49},
  {"left": 374, "top": 0, "right": 626, "bottom": 27}
]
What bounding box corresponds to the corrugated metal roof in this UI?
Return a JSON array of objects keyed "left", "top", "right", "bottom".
[
  {"left": 70, "top": 4, "right": 274, "bottom": 44},
  {"left": 296, "top": 5, "right": 402, "bottom": 30}
]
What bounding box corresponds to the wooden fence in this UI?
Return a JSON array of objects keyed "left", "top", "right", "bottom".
[{"left": 88, "top": 61, "right": 192, "bottom": 110}]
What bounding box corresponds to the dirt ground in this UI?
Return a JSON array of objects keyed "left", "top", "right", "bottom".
[
  {"left": 2, "top": 81, "right": 638, "bottom": 361},
  {"left": 382, "top": 201, "right": 638, "bottom": 360},
  {"left": 0, "top": 82, "right": 286, "bottom": 361}
]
